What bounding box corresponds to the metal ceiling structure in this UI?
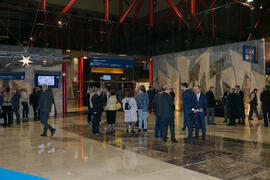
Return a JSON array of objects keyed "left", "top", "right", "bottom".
[{"left": 0, "top": 0, "right": 269, "bottom": 56}]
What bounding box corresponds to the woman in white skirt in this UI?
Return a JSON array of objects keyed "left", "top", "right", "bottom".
[{"left": 122, "top": 90, "right": 137, "bottom": 133}]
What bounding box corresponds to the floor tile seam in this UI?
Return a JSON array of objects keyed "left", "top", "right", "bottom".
[{"left": 181, "top": 155, "right": 230, "bottom": 168}]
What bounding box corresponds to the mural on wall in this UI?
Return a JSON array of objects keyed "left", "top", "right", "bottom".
[{"left": 153, "top": 39, "right": 266, "bottom": 111}]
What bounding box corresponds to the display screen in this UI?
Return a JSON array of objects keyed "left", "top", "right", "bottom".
[
  {"left": 37, "top": 76, "right": 55, "bottom": 86},
  {"left": 103, "top": 75, "right": 111, "bottom": 81}
]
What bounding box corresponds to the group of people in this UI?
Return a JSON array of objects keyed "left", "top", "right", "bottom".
[{"left": 0, "top": 85, "right": 56, "bottom": 137}]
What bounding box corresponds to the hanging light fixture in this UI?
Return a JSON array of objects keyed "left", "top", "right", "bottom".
[{"left": 19, "top": 55, "right": 33, "bottom": 67}]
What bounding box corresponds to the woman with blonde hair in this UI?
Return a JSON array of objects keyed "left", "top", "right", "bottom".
[{"left": 105, "top": 90, "right": 117, "bottom": 134}]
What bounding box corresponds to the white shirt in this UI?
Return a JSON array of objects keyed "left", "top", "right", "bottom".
[{"left": 196, "top": 93, "right": 201, "bottom": 102}]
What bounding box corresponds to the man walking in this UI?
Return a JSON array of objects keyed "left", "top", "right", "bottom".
[
  {"left": 235, "top": 85, "right": 245, "bottom": 125},
  {"left": 37, "top": 84, "right": 56, "bottom": 137},
  {"left": 91, "top": 89, "right": 103, "bottom": 135},
  {"left": 158, "top": 85, "right": 177, "bottom": 143},
  {"left": 222, "top": 87, "right": 230, "bottom": 123},
  {"left": 248, "top": 88, "right": 261, "bottom": 120},
  {"left": 181, "top": 82, "right": 196, "bottom": 143},
  {"left": 206, "top": 87, "right": 216, "bottom": 125},
  {"left": 260, "top": 86, "right": 270, "bottom": 127},
  {"left": 193, "top": 86, "right": 207, "bottom": 140}
]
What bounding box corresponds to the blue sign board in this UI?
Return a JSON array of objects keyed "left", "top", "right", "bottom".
[
  {"left": 0, "top": 72, "right": 25, "bottom": 80},
  {"left": 243, "top": 45, "right": 258, "bottom": 64},
  {"left": 266, "top": 62, "right": 270, "bottom": 75},
  {"left": 89, "top": 57, "right": 134, "bottom": 69}
]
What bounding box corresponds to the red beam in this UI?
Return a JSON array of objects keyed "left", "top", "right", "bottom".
[
  {"left": 41, "top": 0, "right": 46, "bottom": 10},
  {"left": 61, "top": 0, "right": 77, "bottom": 14},
  {"left": 192, "top": 15, "right": 206, "bottom": 36},
  {"left": 166, "top": 0, "right": 183, "bottom": 19},
  {"left": 105, "top": 0, "right": 109, "bottom": 20},
  {"left": 78, "top": 57, "right": 84, "bottom": 108},
  {"left": 232, "top": 0, "right": 253, "bottom": 8},
  {"left": 191, "top": 0, "right": 196, "bottom": 15},
  {"left": 209, "top": 0, "right": 217, "bottom": 9},
  {"left": 120, "top": 0, "right": 137, "bottom": 23},
  {"left": 166, "top": 0, "right": 184, "bottom": 23},
  {"left": 149, "top": 59, "right": 153, "bottom": 84},
  {"left": 149, "top": 0, "right": 154, "bottom": 27},
  {"left": 131, "top": 0, "right": 144, "bottom": 24}
]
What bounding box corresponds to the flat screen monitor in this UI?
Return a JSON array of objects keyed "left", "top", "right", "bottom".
[
  {"left": 37, "top": 75, "right": 55, "bottom": 86},
  {"left": 103, "top": 75, "right": 111, "bottom": 81}
]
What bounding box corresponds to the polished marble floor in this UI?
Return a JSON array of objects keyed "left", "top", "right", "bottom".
[{"left": 0, "top": 111, "right": 270, "bottom": 180}]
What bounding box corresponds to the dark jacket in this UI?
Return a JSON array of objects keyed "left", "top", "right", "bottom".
[
  {"left": 11, "top": 92, "right": 20, "bottom": 110},
  {"left": 153, "top": 92, "right": 162, "bottom": 115},
  {"left": 37, "top": 90, "right": 53, "bottom": 113},
  {"left": 158, "top": 93, "right": 174, "bottom": 119},
  {"left": 194, "top": 93, "right": 207, "bottom": 110},
  {"left": 222, "top": 91, "right": 230, "bottom": 105},
  {"left": 92, "top": 94, "right": 103, "bottom": 115},
  {"left": 136, "top": 93, "right": 149, "bottom": 112},
  {"left": 228, "top": 93, "right": 239, "bottom": 118},
  {"left": 182, "top": 89, "right": 196, "bottom": 114},
  {"left": 206, "top": 90, "right": 216, "bottom": 108},
  {"left": 236, "top": 90, "right": 245, "bottom": 108},
  {"left": 249, "top": 91, "right": 258, "bottom": 106},
  {"left": 260, "top": 90, "right": 270, "bottom": 109},
  {"left": 30, "top": 90, "right": 40, "bottom": 107}
]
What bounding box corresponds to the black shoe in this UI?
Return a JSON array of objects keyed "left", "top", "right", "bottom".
[
  {"left": 143, "top": 129, "right": 147, "bottom": 132},
  {"left": 202, "top": 136, "right": 206, "bottom": 140},
  {"left": 40, "top": 134, "right": 47, "bottom": 137},
  {"left": 184, "top": 139, "right": 194, "bottom": 144},
  {"left": 248, "top": 118, "right": 254, "bottom": 120},
  {"left": 264, "top": 125, "right": 268, "bottom": 127},
  {"left": 182, "top": 128, "right": 186, "bottom": 131},
  {"left": 227, "top": 124, "right": 236, "bottom": 126},
  {"left": 162, "top": 139, "right": 167, "bottom": 142},
  {"left": 51, "top": 129, "right": 56, "bottom": 137},
  {"left": 194, "top": 136, "right": 199, "bottom": 139},
  {"left": 137, "top": 129, "right": 141, "bottom": 132},
  {"left": 171, "top": 139, "right": 178, "bottom": 143},
  {"left": 155, "top": 136, "right": 160, "bottom": 138}
]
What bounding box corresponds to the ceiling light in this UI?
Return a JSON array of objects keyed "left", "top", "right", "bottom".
[
  {"left": 246, "top": 0, "right": 253, "bottom": 2},
  {"left": 83, "top": 56, "right": 88, "bottom": 59},
  {"left": 58, "top": 20, "right": 63, "bottom": 25},
  {"left": 260, "top": 6, "right": 263, "bottom": 9},
  {"left": 43, "top": 60, "right": 47, "bottom": 63},
  {"left": 66, "top": 49, "right": 71, "bottom": 53}
]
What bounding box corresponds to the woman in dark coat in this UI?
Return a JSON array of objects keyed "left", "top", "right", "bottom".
[{"left": 227, "top": 88, "right": 238, "bottom": 126}]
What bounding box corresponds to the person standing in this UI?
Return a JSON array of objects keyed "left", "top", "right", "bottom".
[
  {"left": 248, "top": 88, "right": 261, "bottom": 120},
  {"left": 260, "top": 86, "right": 270, "bottom": 127},
  {"left": 170, "top": 88, "right": 175, "bottom": 102},
  {"left": 227, "top": 88, "right": 238, "bottom": 126},
  {"left": 153, "top": 88, "right": 163, "bottom": 138},
  {"left": 181, "top": 83, "right": 196, "bottom": 143},
  {"left": 91, "top": 89, "right": 103, "bottom": 135},
  {"left": 88, "top": 87, "right": 96, "bottom": 124},
  {"left": 21, "top": 88, "right": 29, "bottom": 122},
  {"left": 2, "top": 87, "right": 13, "bottom": 127},
  {"left": 37, "top": 84, "right": 56, "bottom": 137},
  {"left": 193, "top": 86, "right": 207, "bottom": 140},
  {"left": 136, "top": 85, "right": 149, "bottom": 132},
  {"left": 222, "top": 87, "right": 230, "bottom": 123},
  {"left": 147, "top": 86, "right": 155, "bottom": 113},
  {"left": 235, "top": 85, "right": 245, "bottom": 125},
  {"left": 122, "top": 91, "right": 137, "bottom": 133},
  {"left": 11, "top": 88, "right": 21, "bottom": 125},
  {"left": 105, "top": 90, "right": 117, "bottom": 134},
  {"left": 158, "top": 86, "right": 178, "bottom": 143},
  {"left": 206, "top": 87, "right": 216, "bottom": 125},
  {"left": 30, "top": 88, "right": 40, "bottom": 121}
]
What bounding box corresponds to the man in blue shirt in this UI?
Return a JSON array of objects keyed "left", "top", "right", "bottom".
[
  {"left": 193, "top": 86, "right": 207, "bottom": 140},
  {"left": 181, "top": 82, "right": 196, "bottom": 143}
]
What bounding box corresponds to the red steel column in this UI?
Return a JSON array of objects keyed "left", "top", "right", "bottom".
[
  {"left": 149, "top": 58, "right": 153, "bottom": 85},
  {"left": 191, "top": 0, "right": 196, "bottom": 15},
  {"left": 105, "top": 0, "right": 109, "bottom": 20},
  {"left": 61, "top": 0, "right": 77, "bottom": 14},
  {"left": 149, "top": 0, "right": 154, "bottom": 27},
  {"left": 62, "top": 50, "right": 67, "bottom": 116},
  {"left": 41, "top": 0, "right": 46, "bottom": 10},
  {"left": 120, "top": 0, "right": 137, "bottom": 23},
  {"left": 78, "top": 57, "right": 84, "bottom": 108},
  {"left": 166, "top": 0, "right": 183, "bottom": 19},
  {"left": 131, "top": 0, "right": 144, "bottom": 24},
  {"left": 119, "top": 0, "right": 123, "bottom": 20}
]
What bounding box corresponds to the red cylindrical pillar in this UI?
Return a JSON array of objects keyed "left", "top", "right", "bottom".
[
  {"left": 105, "top": 0, "right": 109, "bottom": 20},
  {"left": 41, "top": 0, "right": 46, "bottom": 10},
  {"left": 78, "top": 57, "right": 84, "bottom": 108},
  {"left": 149, "top": 0, "right": 154, "bottom": 27},
  {"left": 62, "top": 50, "right": 67, "bottom": 116},
  {"left": 191, "top": 0, "right": 196, "bottom": 15},
  {"left": 149, "top": 58, "right": 153, "bottom": 85}
]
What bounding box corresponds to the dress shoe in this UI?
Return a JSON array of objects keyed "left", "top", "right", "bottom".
[
  {"left": 137, "top": 129, "right": 141, "bottom": 132},
  {"left": 51, "top": 129, "right": 56, "bottom": 137},
  {"left": 40, "top": 134, "right": 47, "bottom": 137},
  {"left": 162, "top": 139, "right": 167, "bottom": 142},
  {"left": 143, "top": 129, "right": 147, "bottom": 132},
  {"left": 182, "top": 128, "right": 186, "bottom": 131},
  {"left": 194, "top": 136, "right": 199, "bottom": 139},
  {"left": 184, "top": 139, "right": 194, "bottom": 144},
  {"left": 171, "top": 139, "right": 178, "bottom": 143}
]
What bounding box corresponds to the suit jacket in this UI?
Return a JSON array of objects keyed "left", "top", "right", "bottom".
[
  {"left": 195, "top": 93, "right": 207, "bottom": 111},
  {"left": 206, "top": 90, "right": 216, "bottom": 108},
  {"left": 158, "top": 93, "right": 174, "bottom": 119},
  {"left": 92, "top": 94, "right": 103, "bottom": 115},
  {"left": 222, "top": 91, "right": 230, "bottom": 105},
  {"left": 236, "top": 90, "right": 244, "bottom": 108},
  {"left": 37, "top": 90, "right": 53, "bottom": 113},
  {"left": 182, "top": 89, "right": 196, "bottom": 114}
]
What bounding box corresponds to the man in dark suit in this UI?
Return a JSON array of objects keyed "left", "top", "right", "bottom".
[
  {"left": 37, "top": 84, "right": 56, "bottom": 137},
  {"left": 181, "top": 82, "right": 197, "bottom": 143},
  {"left": 193, "top": 86, "right": 207, "bottom": 140},
  {"left": 91, "top": 89, "right": 103, "bottom": 135},
  {"left": 235, "top": 85, "right": 245, "bottom": 125},
  {"left": 227, "top": 88, "right": 237, "bottom": 126},
  {"left": 222, "top": 87, "right": 230, "bottom": 123},
  {"left": 158, "top": 85, "right": 177, "bottom": 143},
  {"left": 260, "top": 86, "right": 270, "bottom": 127},
  {"left": 153, "top": 88, "right": 163, "bottom": 138},
  {"left": 206, "top": 87, "right": 216, "bottom": 125}
]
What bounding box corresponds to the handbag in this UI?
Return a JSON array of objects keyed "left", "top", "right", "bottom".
[{"left": 116, "top": 102, "right": 122, "bottom": 110}]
